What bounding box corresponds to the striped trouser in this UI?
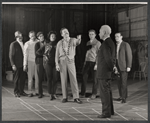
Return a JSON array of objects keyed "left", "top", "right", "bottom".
[{"left": 59, "top": 58, "right": 79, "bottom": 99}]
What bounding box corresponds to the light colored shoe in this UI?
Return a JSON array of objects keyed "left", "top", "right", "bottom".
[{"left": 91, "top": 94, "right": 96, "bottom": 99}]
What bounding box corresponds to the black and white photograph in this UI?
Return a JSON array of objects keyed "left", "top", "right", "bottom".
[{"left": 1, "top": 2, "right": 148, "bottom": 121}]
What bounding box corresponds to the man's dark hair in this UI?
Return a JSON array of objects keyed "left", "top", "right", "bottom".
[
  {"left": 47, "top": 31, "right": 57, "bottom": 39},
  {"left": 115, "top": 32, "right": 122, "bottom": 36},
  {"left": 29, "top": 31, "right": 35, "bottom": 35},
  {"left": 88, "top": 29, "right": 96, "bottom": 34},
  {"left": 60, "top": 28, "right": 67, "bottom": 35},
  {"left": 36, "top": 31, "right": 44, "bottom": 38}
]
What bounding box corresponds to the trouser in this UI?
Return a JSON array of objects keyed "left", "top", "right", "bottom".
[
  {"left": 13, "top": 67, "right": 26, "bottom": 94},
  {"left": 98, "top": 78, "right": 114, "bottom": 116},
  {"left": 116, "top": 61, "right": 128, "bottom": 99},
  {"left": 27, "top": 61, "right": 38, "bottom": 94},
  {"left": 81, "top": 61, "right": 97, "bottom": 95},
  {"left": 44, "top": 63, "right": 58, "bottom": 95},
  {"left": 36, "top": 63, "right": 44, "bottom": 95},
  {"left": 59, "top": 58, "right": 79, "bottom": 99}
]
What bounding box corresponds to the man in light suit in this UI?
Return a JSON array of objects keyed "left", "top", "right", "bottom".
[
  {"left": 114, "top": 32, "right": 132, "bottom": 103},
  {"left": 9, "top": 31, "right": 28, "bottom": 97},
  {"left": 55, "top": 28, "right": 82, "bottom": 104}
]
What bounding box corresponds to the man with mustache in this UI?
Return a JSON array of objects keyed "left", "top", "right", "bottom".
[{"left": 55, "top": 28, "right": 82, "bottom": 104}]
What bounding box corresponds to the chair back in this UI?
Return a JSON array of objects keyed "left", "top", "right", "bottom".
[{"left": 139, "top": 62, "right": 146, "bottom": 72}]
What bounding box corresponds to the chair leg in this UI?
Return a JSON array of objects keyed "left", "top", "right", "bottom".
[
  {"left": 143, "top": 73, "right": 146, "bottom": 81},
  {"left": 139, "top": 72, "right": 141, "bottom": 81},
  {"left": 133, "top": 72, "right": 136, "bottom": 80},
  {"left": 133, "top": 72, "right": 137, "bottom": 80}
]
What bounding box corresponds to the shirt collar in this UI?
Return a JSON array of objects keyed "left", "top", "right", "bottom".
[
  {"left": 116, "top": 40, "right": 122, "bottom": 45},
  {"left": 29, "top": 39, "right": 35, "bottom": 42},
  {"left": 88, "top": 38, "right": 97, "bottom": 45},
  {"left": 63, "top": 37, "right": 70, "bottom": 42},
  {"left": 17, "top": 40, "right": 23, "bottom": 44},
  {"left": 103, "top": 36, "right": 110, "bottom": 41}
]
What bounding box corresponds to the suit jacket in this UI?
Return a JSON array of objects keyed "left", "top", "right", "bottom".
[
  {"left": 9, "top": 41, "right": 24, "bottom": 68},
  {"left": 35, "top": 41, "right": 44, "bottom": 65},
  {"left": 117, "top": 41, "right": 132, "bottom": 71},
  {"left": 96, "top": 37, "right": 116, "bottom": 79}
]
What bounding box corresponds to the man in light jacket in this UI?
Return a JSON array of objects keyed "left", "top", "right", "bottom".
[
  {"left": 81, "top": 29, "right": 101, "bottom": 99},
  {"left": 23, "top": 31, "right": 38, "bottom": 97},
  {"left": 55, "top": 28, "right": 82, "bottom": 104}
]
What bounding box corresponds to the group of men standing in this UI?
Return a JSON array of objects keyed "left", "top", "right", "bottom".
[
  {"left": 9, "top": 31, "right": 45, "bottom": 98},
  {"left": 9, "top": 25, "right": 132, "bottom": 118}
]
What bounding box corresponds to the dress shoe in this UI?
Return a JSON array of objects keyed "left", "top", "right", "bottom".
[
  {"left": 97, "top": 114, "right": 111, "bottom": 118},
  {"left": 23, "top": 92, "right": 28, "bottom": 96},
  {"left": 62, "top": 98, "right": 68, "bottom": 103},
  {"left": 53, "top": 94, "right": 57, "bottom": 99},
  {"left": 74, "top": 98, "right": 82, "bottom": 104},
  {"left": 116, "top": 97, "right": 122, "bottom": 101},
  {"left": 38, "top": 94, "right": 43, "bottom": 98},
  {"left": 111, "top": 112, "right": 115, "bottom": 115},
  {"left": 14, "top": 93, "right": 18, "bottom": 97},
  {"left": 35, "top": 93, "right": 39, "bottom": 96},
  {"left": 28, "top": 93, "right": 34, "bottom": 97},
  {"left": 50, "top": 95, "right": 54, "bottom": 101},
  {"left": 80, "top": 95, "right": 85, "bottom": 98},
  {"left": 91, "top": 94, "right": 96, "bottom": 99},
  {"left": 17, "top": 93, "right": 20, "bottom": 97},
  {"left": 121, "top": 99, "right": 126, "bottom": 103},
  {"left": 20, "top": 92, "right": 28, "bottom": 96},
  {"left": 39, "top": 93, "right": 44, "bottom": 97}
]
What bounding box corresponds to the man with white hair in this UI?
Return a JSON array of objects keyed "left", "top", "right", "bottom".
[
  {"left": 9, "top": 31, "right": 27, "bottom": 97},
  {"left": 96, "top": 25, "right": 115, "bottom": 118}
]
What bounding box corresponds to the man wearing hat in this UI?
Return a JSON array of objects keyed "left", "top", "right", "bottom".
[{"left": 9, "top": 31, "right": 28, "bottom": 97}]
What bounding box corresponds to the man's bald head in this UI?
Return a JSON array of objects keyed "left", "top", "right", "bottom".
[
  {"left": 99, "top": 25, "right": 112, "bottom": 40},
  {"left": 101, "top": 25, "right": 111, "bottom": 35}
]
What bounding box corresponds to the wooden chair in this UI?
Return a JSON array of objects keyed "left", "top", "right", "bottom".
[{"left": 133, "top": 62, "right": 147, "bottom": 81}]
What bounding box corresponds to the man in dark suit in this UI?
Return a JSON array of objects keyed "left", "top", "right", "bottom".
[
  {"left": 114, "top": 32, "right": 132, "bottom": 103},
  {"left": 96, "top": 25, "right": 115, "bottom": 118},
  {"left": 9, "top": 31, "right": 27, "bottom": 97}
]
